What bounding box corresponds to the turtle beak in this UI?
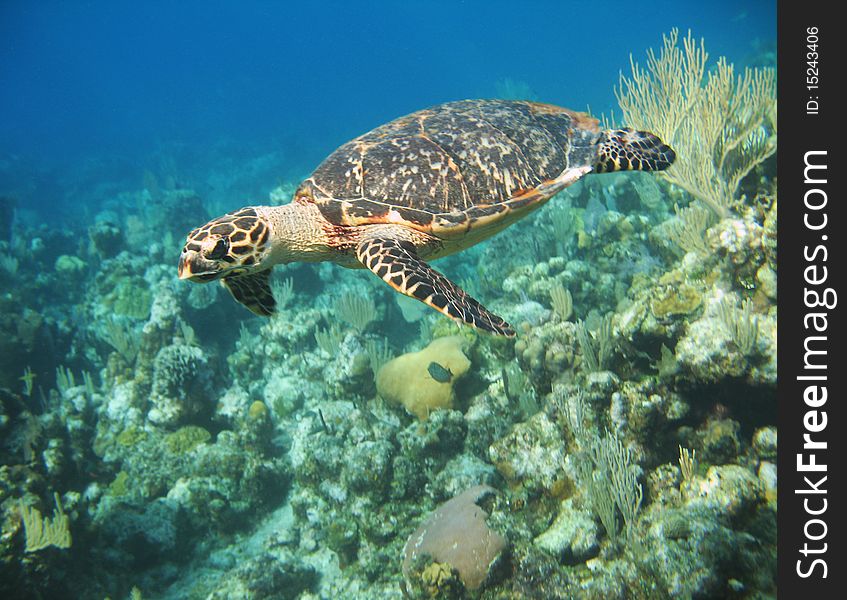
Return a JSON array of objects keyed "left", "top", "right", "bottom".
[
  {"left": 177, "top": 252, "right": 194, "bottom": 280},
  {"left": 178, "top": 251, "right": 217, "bottom": 281}
]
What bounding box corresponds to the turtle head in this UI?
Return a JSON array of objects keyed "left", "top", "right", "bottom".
[{"left": 178, "top": 207, "right": 272, "bottom": 282}]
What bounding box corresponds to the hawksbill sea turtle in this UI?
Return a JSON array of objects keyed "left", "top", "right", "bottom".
[{"left": 178, "top": 99, "right": 675, "bottom": 337}]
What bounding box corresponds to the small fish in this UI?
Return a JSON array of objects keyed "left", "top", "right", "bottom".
[{"left": 427, "top": 361, "right": 453, "bottom": 383}]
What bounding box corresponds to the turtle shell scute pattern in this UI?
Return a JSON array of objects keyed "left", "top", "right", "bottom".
[{"left": 301, "top": 99, "right": 603, "bottom": 229}]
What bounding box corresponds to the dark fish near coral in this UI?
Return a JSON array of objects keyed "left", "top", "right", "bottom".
[{"left": 427, "top": 361, "right": 453, "bottom": 383}]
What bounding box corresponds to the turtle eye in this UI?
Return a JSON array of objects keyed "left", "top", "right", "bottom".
[{"left": 206, "top": 238, "right": 229, "bottom": 260}]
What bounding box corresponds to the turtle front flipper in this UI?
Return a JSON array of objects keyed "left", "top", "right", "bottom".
[
  {"left": 221, "top": 269, "right": 276, "bottom": 316},
  {"left": 356, "top": 236, "right": 515, "bottom": 337}
]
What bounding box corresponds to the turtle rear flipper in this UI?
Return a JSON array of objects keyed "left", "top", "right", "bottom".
[
  {"left": 356, "top": 236, "right": 515, "bottom": 337},
  {"left": 595, "top": 128, "right": 676, "bottom": 173},
  {"left": 222, "top": 269, "right": 276, "bottom": 316}
]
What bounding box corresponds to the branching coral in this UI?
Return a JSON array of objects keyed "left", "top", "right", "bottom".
[
  {"left": 667, "top": 203, "right": 711, "bottom": 255},
  {"left": 314, "top": 324, "right": 344, "bottom": 355},
  {"left": 717, "top": 297, "right": 760, "bottom": 355},
  {"left": 19, "top": 492, "right": 72, "bottom": 552},
  {"left": 364, "top": 337, "right": 393, "bottom": 376},
  {"left": 549, "top": 284, "right": 573, "bottom": 322},
  {"left": 560, "top": 392, "right": 643, "bottom": 542},
  {"left": 616, "top": 29, "right": 776, "bottom": 218},
  {"left": 0, "top": 255, "right": 19, "bottom": 276},
  {"left": 585, "top": 430, "right": 643, "bottom": 542},
  {"left": 333, "top": 292, "right": 377, "bottom": 332},
  {"left": 271, "top": 276, "right": 295, "bottom": 311},
  {"left": 576, "top": 313, "right": 616, "bottom": 372},
  {"left": 98, "top": 317, "right": 140, "bottom": 365}
]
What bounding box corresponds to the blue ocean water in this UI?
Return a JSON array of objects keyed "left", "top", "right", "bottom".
[
  {"left": 0, "top": 2, "right": 777, "bottom": 599},
  {"left": 2, "top": 0, "right": 774, "bottom": 219}
]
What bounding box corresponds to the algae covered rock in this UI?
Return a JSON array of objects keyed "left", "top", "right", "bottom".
[
  {"left": 752, "top": 426, "right": 777, "bottom": 460},
  {"left": 164, "top": 425, "right": 211, "bottom": 454},
  {"left": 758, "top": 461, "right": 777, "bottom": 507},
  {"left": 686, "top": 464, "right": 764, "bottom": 519},
  {"left": 55, "top": 254, "right": 87, "bottom": 275},
  {"left": 403, "top": 485, "right": 507, "bottom": 596},
  {"left": 488, "top": 411, "right": 566, "bottom": 492},
  {"left": 696, "top": 417, "right": 741, "bottom": 465},
  {"left": 534, "top": 497, "right": 599, "bottom": 564},
  {"left": 88, "top": 219, "right": 123, "bottom": 258},
  {"left": 376, "top": 335, "right": 471, "bottom": 420}
]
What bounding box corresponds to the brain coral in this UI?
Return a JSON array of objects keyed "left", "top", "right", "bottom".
[{"left": 148, "top": 344, "right": 213, "bottom": 427}]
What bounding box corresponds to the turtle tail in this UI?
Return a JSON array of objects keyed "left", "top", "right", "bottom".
[{"left": 594, "top": 128, "right": 676, "bottom": 173}]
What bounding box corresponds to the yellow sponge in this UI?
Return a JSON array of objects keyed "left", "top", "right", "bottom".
[{"left": 376, "top": 336, "right": 471, "bottom": 420}]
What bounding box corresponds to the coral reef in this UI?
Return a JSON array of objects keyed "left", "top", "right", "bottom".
[{"left": 0, "top": 30, "right": 777, "bottom": 600}]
